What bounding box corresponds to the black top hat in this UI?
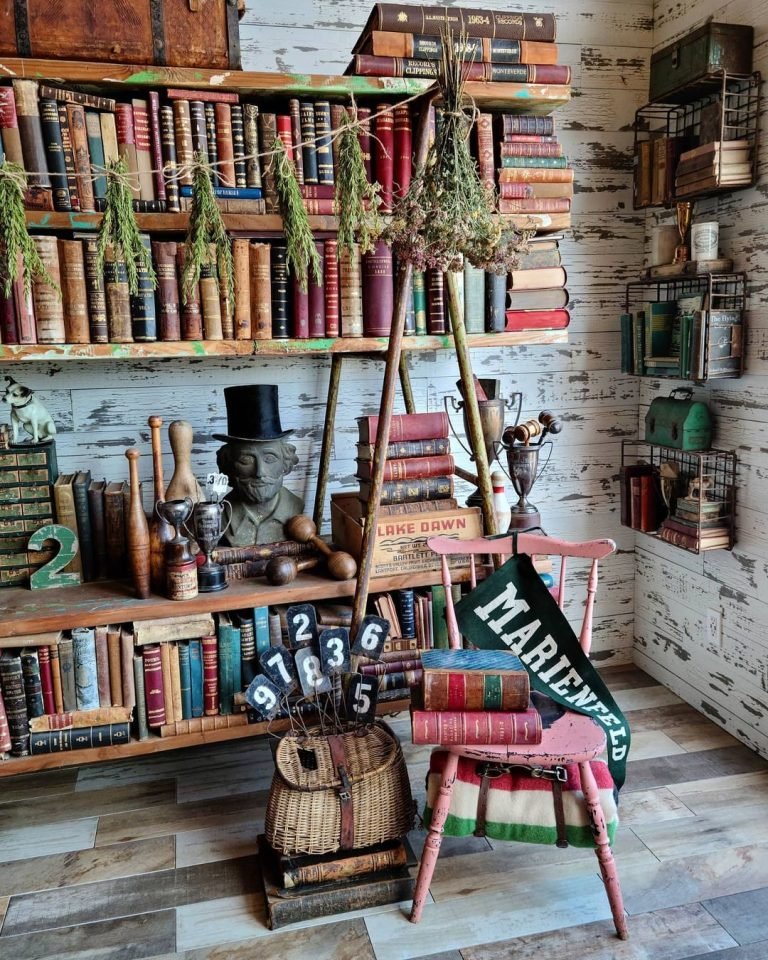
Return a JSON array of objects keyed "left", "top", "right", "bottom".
[{"left": 212, "top": 384, "right": 292, "bottom": 443}]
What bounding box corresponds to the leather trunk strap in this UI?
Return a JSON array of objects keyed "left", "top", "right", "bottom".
[
  {"left": 552, "top": 777, "right": 569, "bottom": 848},
  {"left": 474, "top": 767, "right": 492, "bottom": 837},
  {"left": 327, "top": 735, "right": 355, "bottom": 850}
]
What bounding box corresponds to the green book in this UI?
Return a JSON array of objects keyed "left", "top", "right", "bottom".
[
  {"left": 253, "top": 606, "right": 270, "bottom": 657},
  {"left": 188, "top": 639, "right": 204, "bottom": 718},
  {"left": 84, "top": 110, "right": 107, "bottom": 199},
  {"left": 500, "top": 155, "right": 569, "bottom": 168},
  {"left": 412, "top": 271, "right": 427, "bottom": 336},
  {"left": 632, "top": 311, "right": 646, "bottom": 375},
  {"left": 643, "top": 301, "right": 677, "bottom": 360},
  {"left": 177, "top": 640, "right": 192, "bottom": 720},
  {"left": 463, "top": 261, "right": 485, "bottom": 334},
  {"left": 620, "top": 312, "right": 633, "bottom": 373},
  {"left": 217, "top": 613, "right": 242, "bottom": 716},
  {"left": 431, "top": 585, "right": 449, "bottom": 649}
]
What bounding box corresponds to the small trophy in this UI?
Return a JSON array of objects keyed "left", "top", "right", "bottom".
[
  {"left": 156, "top": 497, "right": 197, "bottom": 600},
  {"left": 496, "top": 404, "right": 562, "bottom": 531},
  {"left": 673, "top": 201, "right": 693, "bottom": 264},
  {"left": 191, "top": 499, "right": 232, "bottom": 592}
]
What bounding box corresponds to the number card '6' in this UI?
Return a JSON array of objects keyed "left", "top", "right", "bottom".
[
  {"left": 351, "top": 615, "right": 390, "bottom": 661},
  {"left": 245, "top": 674, "right": 282, "bottom": 720},
  {"left": 318, "top": 627, "right": 350, "bottom": 675}
]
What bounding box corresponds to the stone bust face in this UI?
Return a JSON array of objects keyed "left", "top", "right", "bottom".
[{"left": 217, "top": 438, "right": 299, "bottom": 507}]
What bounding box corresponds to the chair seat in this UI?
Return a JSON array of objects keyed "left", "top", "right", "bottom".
[{"left": 444, "top": 710, "right": 606, "bottom": 766}]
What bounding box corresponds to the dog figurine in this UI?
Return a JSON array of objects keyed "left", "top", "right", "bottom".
[{"left": 2, "top": 376, "right": 57, "bottom": 444}]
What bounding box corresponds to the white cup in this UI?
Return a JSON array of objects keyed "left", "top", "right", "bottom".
[{"left": 691, "top": 221, "right": 719, "bottom": 261}]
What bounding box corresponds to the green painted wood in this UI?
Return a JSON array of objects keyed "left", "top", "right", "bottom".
[{"left": 28, "top": 524, "right": 81, "bottom": 589}]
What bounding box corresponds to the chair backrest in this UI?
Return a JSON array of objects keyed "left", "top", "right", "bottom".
[{"left": 427, "top": 533, "right": 616, "bottom": 658}]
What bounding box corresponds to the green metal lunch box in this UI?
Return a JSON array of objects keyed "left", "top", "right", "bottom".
[
  {"left": 650, "top": 22, "right": 754, "bottom": 103},
  {"left": 644, "top": 388, "right": 712, "bottom": 450}
]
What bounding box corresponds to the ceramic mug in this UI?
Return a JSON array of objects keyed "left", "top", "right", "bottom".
[{"left": 691, "top": 221, "right": 719, "bottom": 261}]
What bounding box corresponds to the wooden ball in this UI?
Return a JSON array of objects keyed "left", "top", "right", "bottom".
[
  {"left": 266, "top": 555, "right": 299, "bottom": 586},
  {"left": 148, "top": 415, "right": 163, "bottom": 428},
  {"left": 285, "top": 514, "right": 317, "bottom": 544},
  {"left": 327, "top": 550, "right": 357, "bottom": 581},
  {"left": 126, "top": 448, "right": 140, "bottom": 461}
]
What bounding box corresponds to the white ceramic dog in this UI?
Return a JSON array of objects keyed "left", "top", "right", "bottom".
[{"left": 2, "top": 376, "right": 57, "bottom": 444}]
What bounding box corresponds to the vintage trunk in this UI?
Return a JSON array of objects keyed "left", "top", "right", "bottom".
[
  {"left": 0, "top": 0, "right": 243, "bottom": 69},
  {"left": 649, "top": 22, "right": 753, "bottom": 102}
]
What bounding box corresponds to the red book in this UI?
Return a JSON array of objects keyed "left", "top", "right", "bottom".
[
  {"left": 302, "top": 198, "right": 335, "bottom": 215},
  {"left": 214, "top": 103, "right": 236, "bottom": 187},
  {"left": 498, "top": 198, "right": 571, "bottom": 214},
  {"left": 374, "top": 103, "right": 394, "bottom": 211},
  {"left": 426, "top": 268, "right": 446, "bottom": 334},
  {"left": 357, "top": 411, "right": 450, "bottom": 443},
  {"left": 276, "top": 114, "right": 294, "bottom": 169},
  {"left": 393, "top": 103, "right": 412, "bottom": 199},
  {"left": 308, "top": 241, "right": 325, "bottom": 337},
  {"left": 324, "top": 239, "right": 340, "bottom": 337},
  {"left": 301, "top": 184, "right": 336, "bottom": 200},
  {"left": 505, "top": 309, "right": 570, "bottom": 331},
  {"left": 498, "top": 182, "right": 535, "bottom": 199},
  {"left": 148, "top": 92, "right": 166, "bottom": 203},
  {"left": 288, "top": 98, "right": 304, "bottom": 184},
  {"left": 115, "top": 102, "right": 140, "bottom": 199},
  {"left": 475, "top": 112, "right": 494, "bottom": 193},
  {"left": 94, "top": 625, "right": 111, "bottom": 707},
  {"left": 292, "top": 271, "right": 310, "bottom": 338},
  {"left": 176, "top": 246, "right": 203, "bottom": 340},
  {"left": 11, "top": 254, "right": 36, "bottom": 344},
  {"left": 504, "top": 135, "right": 560, "bottom": 143},
  {"left": 142, "top": 644, "right": 166, "bottom": 727},
  {"left": 357, "top": 453, "right": 455, "bottom": 482},
  {"left": 355, "top": 106, "right": 373, "bottom": 181},
  {"left": 411, "top": 706, "right": 542, "bottom": 745},
  {"left": 501, "top": 141, "right": 564, "bottom": 158},
  {"left": 0, "top": 288, "right": 19, "bottom": 344},
  {"left": 201, "top": 634, "right": 218, "bottom": 716},
  {"left": 348, "top": 55, "right": 570, "bottom": 84},
  {"left": 37, "top": 645, "right": 56, "bottom": 715},
  {"left": 359, "top": 658, "right": 423, "bottom": 675},
  {"left": 362, "top": 240, "right": 393, "bottom": 336}
]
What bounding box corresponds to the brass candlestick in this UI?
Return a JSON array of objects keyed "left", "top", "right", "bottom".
[{"left": 673, "top": 201, "right": 693, "bottom": 264}]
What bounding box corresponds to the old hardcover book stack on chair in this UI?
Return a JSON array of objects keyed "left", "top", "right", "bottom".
[{"left": 408, "top": 532, "right": 628, "bottom": 941}]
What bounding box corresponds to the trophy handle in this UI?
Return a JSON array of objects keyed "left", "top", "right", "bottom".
[
  {"left": 507, "top": 391, "right": 523, "bottom": 427},
  {"left": 219, "top": 498, "right": 233, "bottom": 537},
  {"left": 492, "top": 440, "right": 513, "bottom": 483},
  {"left": 535, "top": 441, "right": 554, "bottom": 484},
  {"left": 443, "top": 394, "right": 472, "bottom": 458}
]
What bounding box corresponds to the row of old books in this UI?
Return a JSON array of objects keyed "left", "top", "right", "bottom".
[
  {"left": 657, "top": 492, "right": 731, "bottom": 551},
  {"left": 410, "top": 648, "right": 543, "bottom": 745}
]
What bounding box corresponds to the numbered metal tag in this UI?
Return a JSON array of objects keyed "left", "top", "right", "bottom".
[
  {"left": 294, "top": 646, "right": 332, "bottom": 697},
  {"left": 318, "top": 627, "right": 350, "bottom": 675},
  {"left": 344, "top": 672, "right": 378, "bottom": 725},
  {"left": 258, "top": 645, "right": 297, "bottom": 694},
  {"left": 245, "top": 674, "right": 283, "bottom": 720},
  {"left": 285, "top": 603, "right": 318, "bottom": 649},
  {"left": 351, "top": 615, "right": 390, "bottom": 661}
]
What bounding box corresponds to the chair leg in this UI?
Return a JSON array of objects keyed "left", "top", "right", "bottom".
[
  {"left": 410, "top": 751, "right": 459, "bottom": 923},
  {"left": 579, "top": 760, "right": 629, "bottom": 940}
]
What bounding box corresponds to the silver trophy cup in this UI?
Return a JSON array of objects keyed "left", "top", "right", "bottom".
[{"left": 191, "top": 499, "right": 232, "bottom": 592}]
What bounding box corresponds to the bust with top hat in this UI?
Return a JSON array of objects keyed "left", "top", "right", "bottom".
[{"left": 213, "top": 384, "right": 304, "bottom": 546}]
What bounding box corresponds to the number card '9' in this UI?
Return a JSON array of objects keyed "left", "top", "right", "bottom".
[
  {"left": 318, "top": 627, "right": 350, "bottom": 675},
  {"left": 351, "top": 615, "right": 390, "bottom": 661},
  {"left": 295, "top": 646, "right": 332, "bottom": 697},
  {"left": 259, "top": 645, "right": 297, "bottom": 693},
  {"left": 245, "top": 674, "right": 282, "bottom": 719},
  {"left": 344, "top": 672, "right": 378, "bottom": 724},
  {"left": 285, "top": 603, "right": 318, "bottom": 649}
]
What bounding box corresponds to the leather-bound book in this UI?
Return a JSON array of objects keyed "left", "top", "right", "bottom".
[
  {"left": 200, "top": 246, "right": 224, "bottom": 340},
  {"left": 498, "top": 167, "right": 574, "bottom": 184},
  {"left": 65, "top": 103, "right": 95, "bottom": 212},
  {"left": 314, "top": 101, "right": 334, "bottom": 185},
  {"left": 131, "top": 99, "right": 155, "bottom": 202},
  {"left": 133, "top": 653, "right": 150, "bottom": 740},
  {"left": 475, "top": 112, "right": 495, "bottom": 193},
  {"left": 20, "top": 648, "right": 44, "bottom": 718},
  {"left": 411, "top": 704, "right": 542, "bottom": 745},
  {"left": 243, "top": 103, "right": 261, "bottom": 189},
  {"left": 426, "top": 268, "right": 446, "bottom": 335},
  {"left": 172, "top": 100, "right": 194, "bottom": 187},
  {"left": 152, "top": 241, "right": 181, "bottom": 341},
  {"left": 104, "top": 481, "right": 127, "bottom": 578},
  {"left": 189, "top": 100, "right": 209, "bottom": 164},
  {"left": 215, "top": 103, "right": 236, "bottom": 187},
  {"left": 0, "top": 283, "right": 19, "bottom": 344},
  {"left": 147, "top": 92, "right": 166, "bottom": 203},
  {"left": 218, "top": 253, "right": 234, "bottom": 340},
  {"left": 39, "top": 98, "right": 71, "bottom": 211},
  {"left": 85, "top": 111, "right": 107, "bottom": 201},
  {"left": 232, "top": 238, "right": 251, "bottom": 339},
  {"left": 287, "top": 100, "right": 303, "bottom": 185},
  {"left": 120, "top": 627, "right": 136, "bottom": 714},
  {"left": 355, "top": 106, "right": 373, "bottom": 181},
  {"left": 189, "top": 640, "right": 204, "bottom": 718},
  {"left": 37, "top": 645, "right": 56, "bottom": 716},
  {"left": 176, "top": 246, "right": 203, "bottom": 340},
  {"left": 204, "top": 103, "right": 219, "bottom": 185},
  {"left": 55, "top": 102, "right": 80, "bottom": 210},
  {"left": 49, "top": 645, "right": 64, "bottom": 714},
  {"left": 59, "top": 239, "right": 90, "bottom": 344},
  {"left": 72, "top": 627, "right": 100, "bottom": 711},
  {"left": 412, "top": 270, "right": 427, "bottom": 335},
  {"left": 356, "top": 437, "right": 451, "bottom": 461},
  {"left": 291, "top": 270, "right": 310, "bottom": 338},
  {"left": 0, "top": 87, "right": 24, "bottom": 167},
  {"left": 201, "top": 634, "right": 219, "bottom": 716},
  {"left": 352, "top": 5, "right": 556, "bottom": 45},
  {"left": 358, "top": 475, "right": 454, "bottom": 505},
  {"left": 258, "top": 111, "right": 278, "bottom": 212},
  {"left": 168, "top": 643, "right": 183, "bottom": 722},
  {"left": 507, "top": 288, "right": 569, "bottom": 311},
  {"left": 330, "top": 103, "right": 345, "bottom": 177},
  {"left": 463, "top": 262, "right": 485, "bottom": 334},
  {"left": 106, "top": 625, "right": 122, "bottom": 706},
  {"left": 276, "top": 114, "right": 293, "bottom": 167},
  {"left": 393, "top": 104, "right": 412, "bottom": 199},
  {"left": 159, "top": 643, "right": 174, "bottom": 724},
  {"left": 76, "top": 236, "right": 108, "bottom": 343},
  {"left": 72, "top": 470, "right": 95, "bottom": 582},
  {"left": 299, "top": 101, "right": 318, "bottom": 184},
  {"left": 103, "top": 245, "right": 133, "bottom": 343},
  {"left": 340, "top": 243, "right": 363, "bottom": 337},
  {"left": 498, "top": 197, "right": 571, "bottom": 214},
  {"left": 12, "top": 80, "right": 50, "bottom": 188},
  {"left": 0, "top": 654, "right": 30, "bottom": 756},
  {"left": 31, "top": 236, "right": 65, "bottom": 343},
  {"left": 178, "top": 641, "right": 192, "bottom": 720},
  {"left": 357, "top": 411, "right": 450, "bottom": 443},
  {"left": 374, "top": 104, "right": 394, "bottom": 210},
  {"left": 58, "top": 635, "right": 77, "bottom": 713},
  {"left": 231, "top": 104, "right": 247, "bottom": 187},
  {"left": 10, "top": 268, "right": 35, "bottom": 344},
  {"left": 362, "top": 240, "right": 393, "bottom": 336},
  {"left": 160, "top": 105, "right": 181, "bottom": 212},
  {"left": 29, "top": 723, "right": 130, "bottom": 754},
  {"left": 249, "top": 242, "right": 272, "bottom": 340},
  {"left": 93, "top": 625, "right": 111, "bottom": 705},
  {"left": 130, "top": 234, "right": 157, "bottom": 342},
  {"left": 115, "top": 103, "right": 141, "bottom": 200},
  {"left": 308, "top": 241, "right": 325, "bottom": 337},
  {"left": 324, "top": 239, "right": 340, "bottom": 337},
  {"left": 88, "top": 479, "right": 108, "bottom": 580},
  {"left": 270, "top": 244, "right": 291, "bottom": 339},
  {"left": 504, "top": 308, "right": 570, "bottom": 331},
  {"left": 356, "top": 453, "right": 455, "bottom": 482},
  {"left": 485, "top": 271, "right": 507, "bottom": 333},
  {"left": 142, "top": 645, "right": 166, "bottom": 727},
  {"left": 100, "top": 112, "right": 119, "bottom": 168}
]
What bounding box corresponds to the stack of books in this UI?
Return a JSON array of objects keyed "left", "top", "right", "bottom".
[
  {"left": 504, "top": 235, "right": 569, "bottom": 332},
  {"left": 657, "top": 495, "right": 731, "bottom": 551},
  {"left": 675, "top": 140, "right": 752, "bottom": 198},
  {"left": 410, "top": 648, "right": 542, "bottom": 745}
]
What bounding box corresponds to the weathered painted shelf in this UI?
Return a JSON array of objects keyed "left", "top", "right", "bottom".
[
  {"left": 0, "top": 330, "right": 568, "bottom": 361},
  {"left": 2, "top": 57, "right": 570, "bottom": 113}
]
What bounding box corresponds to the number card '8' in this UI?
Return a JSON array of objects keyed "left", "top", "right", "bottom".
[{"left": 294, "top": 646, "right": 332, "bottom": 697}]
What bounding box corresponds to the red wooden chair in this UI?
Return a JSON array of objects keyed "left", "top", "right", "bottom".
[{"left": 409, "top": 532, "right": 628, "bottom": 940}]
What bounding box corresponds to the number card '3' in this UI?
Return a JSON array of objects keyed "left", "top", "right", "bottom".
[{"left": 318, "top": 627, "right": 350, "bottom": 675}]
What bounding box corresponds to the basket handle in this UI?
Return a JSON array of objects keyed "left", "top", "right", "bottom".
[{"left": 328, "top": 734, "right": 355, "bottom": 850}]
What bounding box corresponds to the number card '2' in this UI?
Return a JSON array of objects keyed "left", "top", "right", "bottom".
[{"left": 285, "top": 603, "right": 318, "bottom": 649}]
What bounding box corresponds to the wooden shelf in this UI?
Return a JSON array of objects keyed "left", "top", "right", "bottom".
[
  {"left": 1, "top": 57, "right": 570, "bottom": 113},
  {"left": 0, "top": 697, "right": 411, "bottom": 777},
  {"left": 0, "top": 330, "right": 567, "bottom": 362}
]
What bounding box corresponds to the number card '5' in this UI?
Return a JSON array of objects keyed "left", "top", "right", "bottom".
[{"left": 344, "top": 672, "right": 378, "bottom": 724}]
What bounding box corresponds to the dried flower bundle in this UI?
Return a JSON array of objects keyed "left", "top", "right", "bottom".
[{"left": 0, "top": 161, "right": 59, "bottom": 297}]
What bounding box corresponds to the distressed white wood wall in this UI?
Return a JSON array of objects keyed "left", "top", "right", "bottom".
[
  {"left": 8, "top": 1, "right": 654, "bottom": 663},
  {"left": 634, "top": 2, "right": 768, "bottom": 756}
]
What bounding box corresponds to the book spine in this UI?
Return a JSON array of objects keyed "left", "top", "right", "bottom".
[
  {"left": 258, "top": 112, "right": 278, "bottom": 212},
  {"left": 172, "top": 100, "right": 194, "bottom": 187},
  {"left": 141, "top": 644, "right": 166, "bottom": 727},
  {"left": 217, "top": 626, "right": 235, "bottom": 716},
  {"left": 422, "top": 671, "right": 530, "bottom": 711},
  {"left": 58, "top": 635, "right": 77, "bottom": 712},
  {"left": 176, "top": 246, "right": 203, "bottom": 340},
  {"left": 103, "top": 245, "right": 133, "bottom": 343},
  {"left": 55, "top": 102, "right": 79, "bottom": 210},
  {"left": 120, "top": 629, "right": 136, "bottom": 712},
  {"left": 373, "top": 5, "right": 556, "bottom": 41},
  {"left": 378, "top": 669, "right": 422, "bottom": 690},
  {"left": 498, "top": 182, "right": 535, "bottom": 199},
  {"left": 73, "top": 472, "right": 95, "bottom": 582},
  {"left": 271, "top": 244, "right": 291, "bottom": 339},
  {"left": 340, "top": 243, "right": 363, "bottom": 337},
  {"left": 132, "top": 99, "right": 155, "bottom": 201},
  {"left": 72, "top": 627, "right": 100, "bottom": 711},
  {"left": 501, "top": 155, "right": 568, "bottom": 169},
  {"left": 426, "top": 269, "right": 446, "bottom": 335},
  {"left": 29, "top": 722, "right": 131, "bottom": 753},
  {"left": 215, "top": 103, "right": 236, "bottom": 187},
  {"left": 476, "top": 112, "right": 495, "bottom": 193},
  {"left": 115, "top": 102, "right": 140, "bottom": 199},
  {"left": 276, "top": 114, "right": 293, "bottom": 171},
  {"left": 330, "top": 103, "right": 345, "bottom": 176},
  {"left": 105, "top": 627, "right": 122, "bottom": 707},
  {"left": 20, "top": 649, "right": 45, "bottom": 718},
  {"left": 49, "top": 644, "right": 64, "bottom": 714},
  {"left": 59, "top": 239, "right": 91, "bottom": 344},
  {"left": 0, "top": 654, "right": 30, "bottom": 755},
  {"left": 133, "top": 654, "right": 150, "bottom": 740},
  {"left": 168, "top": 643, "right": 182, "bottom": 723},
  {"left": 39, "top": 98, "right": 72, "bottom": 211},
  {"left": 148, "top": 91, "right": 166, "bottom": 202},
  {"left": 411, "top": 707, "right": 542, "bottom": 745},
  {"left": 498, "top": 198, "right": 570, "bottom": 214},
  {"left": 230, "top": 104, "right": 247, "bottom": 188},
  {"left": 28, "top": 706, "right": 132, "bottom": 731},
  {"left": 232, "top": 238, "right": 252, "bottom": 339},
  {"left": 218, "top": 244, "right": 234, "bottom": 340},
  {"left": 189, "top": 100, "right": 209, "bottom": 168},
  {"left": 411, "top": 270, "right": 427, "bottom": 336},
  {"left": 243, "top": 103, "right": 262, "bottom": 189},
  {"left": 287, "top": 99, "right": 303, "bottom": 185},
  {"left": 308, "top": 241, "right": 325, "bottom": 337},
  {"left": 188, "top": 639, "right": 204, "bottom": 718},
  {"left": 100, "top": 112, "right": 119, "bottom": 168},
  {"left": 393, "top": 103, "right": 412, "bottom": 200},
  {"left": 505, "top": 308, "right": 570, "bottom": 331},
  {"left": 254, "top": 607, "right": 270, "bottom": 656},
  {"left": 360, "top": 657, "right": 422, "bottom": 675},
  {"left": 202, "top": 635, "right": 219, "bottom": 716},
  {"left": 485, "top": 272, "right": 507, "bottom": 333},
  {"left": 0, "top": 688, "right": 11, "bottom": 754},
  {"left": 84, "top": 110, "right": 106, "bottom": 200},
  {"left": 39, "top": 85, "right": 116, "bottom": 111},
  {"left": 355, "top": 106, "right": 373, "bottom": 181},
  {"left": 360, "top": 411, "right": 450, "bottom": 443},
  {"left": 199, "top": 249, "right": 224, "bottom": 340},
  {"left": 94, "top": 626, "right": 111, "bottom": 706},
  {"left": 360, "top": 454, "right": 455, "bottom": 482},
  {"left": 358, "top": 437, "right": 451, "bottom": 460},
  {"left": 0, "top": 87, "right": 24, "bottom": 167},
  {"left": 291, "top": 269, "right": 310, "bottom": 338},
  {"left": 282, "top": 843, "right": 409, "bottom": 888},
  {"left": 463, "top": 262, "right": 485, "bottom": 334},
  {"left": 314, "top": 101, "right": 334, "bottom": 185},
  {"left": 498, "top": 168, "right": 574, "bottom": 184},
  {"left": 363, "top": 476, "right": 454, "bottom": 505},
  {"left": 502, "top": 115, "right": 555, "bottom": 136},
  {"left": 374, "top": 103, "right": 394, "bottom": 210},
  {"left": 239, "top": 621, "right": 258, "bottom": 687},
  {"left": 13, "top": 79, "right": 50, "bottom": 188},
  {"left": 152, "top": 241, "right": 181, "bottom": 341},
  {"left": 201, "top": 103, "right": 219, "bottom": 187},
  {"left": 362, "top": 241, "right": 394, "bottom": 337},
  {"left": 324, "top": 239, "right": 340, "bottom": 337},
  {"left": 31, "top": 236, "right": 66, "bottom": 343},
  {"left": 159, "top": 105, "right": 181, "bottom": 212},
  {"left": 37, "top": 644, "right": 56, "bottom": 715},
  {"left": 500, "top": 141, "right": 564, "bottom": 158}
]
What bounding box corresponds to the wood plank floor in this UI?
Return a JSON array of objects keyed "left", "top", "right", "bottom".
[{"left": 1, "top": 665, "right": 768, "bottom": 960}]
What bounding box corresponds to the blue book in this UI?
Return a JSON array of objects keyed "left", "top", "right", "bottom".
[
  {"left": 188, "top": 639, "right": 204, "bottom": 718},
  {"left": 178, "top": 641, "right": 192, "bottom": 720},
  {"left": 217, "top": 614, "right": 242, "bottom": 715},
  {"left": 179, "top": 185, "right": 263, "bottom": 199},
  {"left": 253, "top": 606, "right": 270, "bottom": 657},
  {"left": 420, "top": 649, "right": 526, "bottom": 673},
  {"left": 85, "top": 110, "right": 107, "bottom": 199},
  {"left": 71, "top": 627, "right": 100, "bottom": 710}
]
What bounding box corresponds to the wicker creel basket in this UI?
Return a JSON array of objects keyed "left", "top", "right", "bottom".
[{"left": 265, "top": 721, "right": 415, "bottom": 856}]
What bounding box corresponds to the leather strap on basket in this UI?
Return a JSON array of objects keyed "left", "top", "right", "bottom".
[{"left": 327, "top": 734, "right": 355, "bottom": 850}]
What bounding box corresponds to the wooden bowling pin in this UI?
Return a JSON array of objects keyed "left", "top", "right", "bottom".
[
  {"left": 125, "top": 448, "right": 151, "bottom": 599},
  {"left": 148, "top": 416, "right": 174, "bottom": 592},
  {"left": 165, "top": 420, "right": 204, "bottom": 503}
]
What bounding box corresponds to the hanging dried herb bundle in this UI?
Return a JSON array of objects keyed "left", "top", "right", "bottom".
[
  {"left": 182, "top": 155, "right": 234, "bottom": 305},
  {"left": 272, "top": 136, "right": 322, "bottom": 291},
  {"left": 383, "top": 30, "right": 530, "bottom": 273},
  {"left": 336, "top": 107, "right": 382, "bottom": 257},
  {"left": 0, "top": 161, "right": 59, "bottom": 297},
  {"left": 97, "top": 157, "right": 156, "bottom": 296}
]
